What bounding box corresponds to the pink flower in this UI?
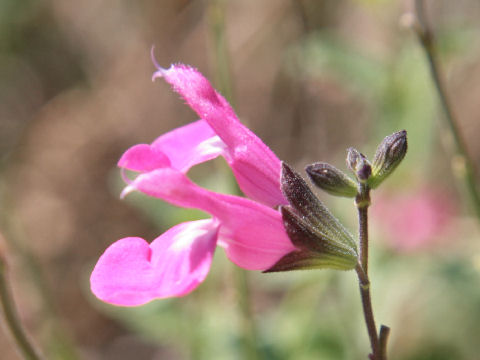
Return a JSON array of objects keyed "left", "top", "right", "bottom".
[{"left": 90, "top": 61, "right": 295, "bottom": 306}]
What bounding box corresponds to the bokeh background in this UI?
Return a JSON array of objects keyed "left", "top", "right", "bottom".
[{"left": 1, "top": 0, "right": 480, "bottom": 359}]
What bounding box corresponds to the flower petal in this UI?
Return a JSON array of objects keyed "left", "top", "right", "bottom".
[
  {"left": 90, "top": 219, "right": 219, "bottom": 306},
  {"left": 118, "top": 144, "right": 171, "bottom": 172},
  {"left": 128, "top": 168, "right": 296, "bottom": 270},
  {"left": 118, "top": 120, "right": 226, "bottom": 173},
  {"left": 153, "top": 63, "right": 286, "bottom": 207},
  {"left": 230, "top": 153, "right": 285, "bottom": 208}
]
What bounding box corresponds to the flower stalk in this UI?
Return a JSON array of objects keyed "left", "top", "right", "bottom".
[
  {"left": 233, "top": 267, "right": 260, "bottom": 360},
  {"left": 0, "top": 253, "right": 44, "bottom": 360},
  {"left": 355, "top": 263, "right": 379, "bottom": 360},
  {"left": 412, "top": 0, "right": 480, "bottom": 220},
  {"left": 355, "top": 183, "right": 382, "bottom": 360},
  {"left": 355, "top": 177, "right": 390, "bottom": 360},
  {"left": 357, "top": 183, "right": 371, "bottom": 273},
  {"left": 379, "top": 325, "right": 391, "bottom": 360}
]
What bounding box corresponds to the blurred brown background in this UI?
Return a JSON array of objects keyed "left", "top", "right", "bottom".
[{"left": 1, "top": 0, "right": 480, "bottom": 359}]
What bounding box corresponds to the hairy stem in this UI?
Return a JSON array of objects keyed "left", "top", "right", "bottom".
[
  {"left": 355, "top": 264, "right": 379, "bottom": 359},
  {"left": 413, "top": 0, "right": 480, "bottom": 219},
  {"left": 0, "top": 254, "right": 44, "bottom": 360},
  {"left": 356, "top": 184, "right": 388, "bottom": 360},
  {"left": 358, "top": 205, "right": 369, "bottom": 274}
]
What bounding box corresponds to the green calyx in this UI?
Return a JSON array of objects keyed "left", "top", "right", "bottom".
[
  {"left": 265, "top": 163, "right": 358, "bottom": 273},
  {"left": 306, "top": 162, "right": 357, "bottom": 198}
]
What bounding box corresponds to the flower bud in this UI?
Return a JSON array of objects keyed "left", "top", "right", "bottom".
[
  {"left": 368, "top": 130, "right": 407, "bottom": 189},
  {"left": 306, "top": 162, "right": 357, "bottom": 198},
  {"left": 347, "top": 147, "right": 372, "bottom": 183}
]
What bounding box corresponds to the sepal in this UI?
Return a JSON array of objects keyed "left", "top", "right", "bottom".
[
  {"left": 275, "top": 163, "right": 358, "bottom": 272},
  {"left": 281, "top": 162, "right": 357, "bottom": 250},
  {"left": 263, "top": 249, "right": 357, "bottom": 272},
  {"left": 306, "top": 162, "right": 357, "bottom": 198}
]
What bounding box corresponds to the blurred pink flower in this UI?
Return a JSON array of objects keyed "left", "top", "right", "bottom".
[
  {"left": 372, "top": 188, "right": 455, "bottom": 252},
  {"left": 90, "top": 62, "right": 295, "bottom": 306}
]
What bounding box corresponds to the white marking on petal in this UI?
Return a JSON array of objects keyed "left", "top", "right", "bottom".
[
  {"left": 169, "top": 219, "right": 220, "bottom": 252},
  {"left": 196, "top": 135, "right": 226, "bottom": 154},
  {"left": 120, "top": 184, "right": 136, "bottom": 199}
]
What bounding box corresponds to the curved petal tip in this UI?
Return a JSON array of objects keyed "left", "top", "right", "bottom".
[
  {"left": 120, "top": 184, "right": 136, "bottom": 199},
  {"left": 150, "top": 46, "right": 171, "bottom": 81}
]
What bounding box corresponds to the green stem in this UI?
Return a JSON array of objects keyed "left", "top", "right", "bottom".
[
  {"left": 208, "top": 0, "right": 235, "bottom": 106},
  {"left": 234, "top": 267, "right": 260, "bottom": 360},
  {"left": 413, "top": 0, "right": 480, "bottom": 220},
  {"left": 0, "top": 184, "right": 79, "bottom": 360},
  {"left": 207, "top": 1, "right": 261, "bottom": 359},
  {"left": 0, "top": 253, "right": 44, "bottom": 360}
]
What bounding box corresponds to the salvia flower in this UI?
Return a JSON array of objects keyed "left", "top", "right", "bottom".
[
  {"left": 91, "top": 61, "right": 296, "bottom": 306},
  {"left": 90, "top": 58, "right": 360, "bottom": 306}
]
